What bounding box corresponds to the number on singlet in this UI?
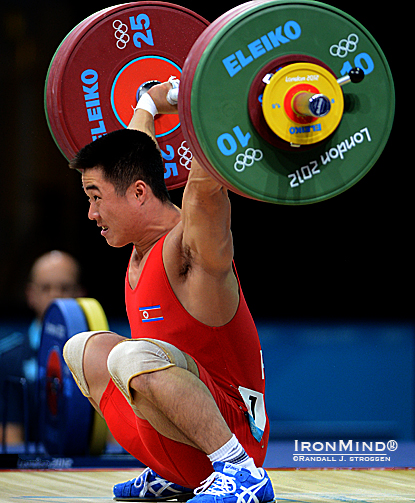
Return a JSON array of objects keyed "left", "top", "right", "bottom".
[
  {"left": 238, "top": 386, "right": 266, "bottom": 442},
  {"left": 249, "top": 395, "right": 257, "bottom": 420}
]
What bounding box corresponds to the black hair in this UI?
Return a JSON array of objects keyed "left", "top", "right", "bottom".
[{"left": 69, "top": 129, "right": 170, "bottom": 203}]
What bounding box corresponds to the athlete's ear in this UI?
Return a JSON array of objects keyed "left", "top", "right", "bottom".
[{"left": 132, "top": 180, "right": 147, "bottom": 201}]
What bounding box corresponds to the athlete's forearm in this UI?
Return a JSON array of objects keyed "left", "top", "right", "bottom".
[{"left": 128, "top": 108, "right": 157, "bottom": 145}]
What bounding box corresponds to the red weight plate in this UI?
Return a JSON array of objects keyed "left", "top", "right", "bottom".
[{"left": 45, "top": 2, "right": 209, "bottom": 190}]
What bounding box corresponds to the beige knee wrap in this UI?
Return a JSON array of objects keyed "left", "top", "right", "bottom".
[
  {"left": 63, "top": 330, "right": 112, "bottom": 397},
  {"left": 107, "top": 338, "right": 187, "bottom": 407}
]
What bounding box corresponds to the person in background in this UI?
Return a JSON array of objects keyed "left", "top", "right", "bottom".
[
  {"left": 0, "top": 250, "right": 85, "bottom": 445},
  {"left": 24, "top": 250, "right": 85, "bottom": 384}
]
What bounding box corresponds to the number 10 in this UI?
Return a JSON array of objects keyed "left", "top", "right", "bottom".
[{"left": 341, "top": 52, "right": 374, "bottom": 76}]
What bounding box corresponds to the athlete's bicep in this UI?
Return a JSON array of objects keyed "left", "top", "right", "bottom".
[{"left": 181, "top": 158, "right": 233, "bottom": 272}]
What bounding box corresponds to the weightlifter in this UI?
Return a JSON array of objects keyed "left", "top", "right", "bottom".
[{"left": 63, "top": 79, "right": 275, "bottom": 503}]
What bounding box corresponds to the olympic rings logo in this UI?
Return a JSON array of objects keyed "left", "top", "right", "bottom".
[
  {"left": 113, "top": 20, "right": 130, "bottom": 50},
  {"left": 178, "top": 141, "right": 193, "bottom": 170},
  {"left": 234, "top": 148, "right": 263, "bottom": 173},
  {"left": 329, "top": 33, "right": 359, "bottom": 58}
]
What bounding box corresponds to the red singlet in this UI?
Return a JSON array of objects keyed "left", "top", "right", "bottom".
[{"left": 100, "top": 234, "right": 269, "bottom": 488}]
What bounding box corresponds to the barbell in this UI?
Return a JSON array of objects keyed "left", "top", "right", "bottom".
[{"left": 45, "top": 0, "right": 395, "bottom": 204}]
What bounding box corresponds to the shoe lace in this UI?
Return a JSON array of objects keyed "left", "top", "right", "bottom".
[
  {"left": 133, "top": 467, "right": 185, "bottom": 498},
  {"left": 133, "top": 467, "right": 152, "bottom": 497},
  {"left": 194, "top": 472, "right": 237, "bottom": 496}
]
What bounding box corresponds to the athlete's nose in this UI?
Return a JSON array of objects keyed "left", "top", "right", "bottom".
[{"left": 88, "top": 202, "right": 99, "bottom": 221}]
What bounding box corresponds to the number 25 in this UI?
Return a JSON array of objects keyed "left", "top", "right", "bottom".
[{"left": 129, "top": 14, "right": 154, "bottom": 48}]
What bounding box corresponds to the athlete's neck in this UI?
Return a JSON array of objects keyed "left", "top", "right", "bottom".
[{"left": 133, "top": 202, "right": 181, "bottom": 261}]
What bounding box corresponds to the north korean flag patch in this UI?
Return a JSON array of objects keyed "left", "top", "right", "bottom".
[{"left": 139, "top": 305, "right": 164, "bottom": 323}]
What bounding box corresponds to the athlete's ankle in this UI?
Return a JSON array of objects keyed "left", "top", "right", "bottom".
[
  {"left": 233, "top": 457, "right": 261, "bottom": 479},
  {"left": 207, "top": 435, "right": 261, "bottom": 479}
]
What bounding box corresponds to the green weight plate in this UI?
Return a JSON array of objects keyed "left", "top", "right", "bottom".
[{"left": 182, "top": 0, "right": 395, "bottom": 204}]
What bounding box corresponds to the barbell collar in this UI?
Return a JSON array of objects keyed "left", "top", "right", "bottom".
[{"left": 292, "top": 92, "right": 331, "bottom": 118}]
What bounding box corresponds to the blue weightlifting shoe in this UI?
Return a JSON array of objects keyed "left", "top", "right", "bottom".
[
  {"left": 113, "top": 467, "right": 194, "bottom": 501},
  {"left": 188, "top": 462, "right": 275, "bottom": 503}
]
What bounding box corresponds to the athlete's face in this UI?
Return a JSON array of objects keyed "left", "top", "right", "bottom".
[{"left": 82, "top": 167, "right": 141, "bottom": 248}]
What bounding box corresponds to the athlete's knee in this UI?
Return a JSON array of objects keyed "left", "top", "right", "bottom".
[
  {"left": 63, "top": 330, "right": 125, "bottom": 398},
  {"left": 107, "top": 338, "right": 191, "bottom": 407}
]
